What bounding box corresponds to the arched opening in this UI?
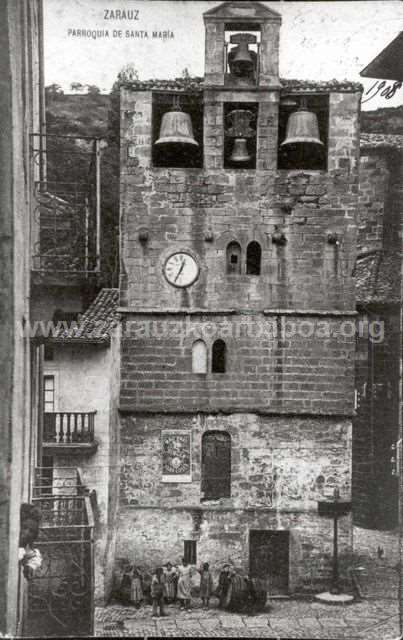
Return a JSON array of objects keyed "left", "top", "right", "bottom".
[
  {"left": 212, "top": 339, "right": 226, "bottom": 374},
  {"left": 246, "top": 241, "right": 261, "bottom": 275},
  {"left": 192, "top": 340, "right": 207, "bottom": 374},
  {"left": 226, "top": 241, "right": 242, "bottom": 275},
  {"left": 201, "top": 431, "right": 231, "bottom": 500}
]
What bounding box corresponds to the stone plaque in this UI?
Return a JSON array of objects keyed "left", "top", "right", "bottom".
[{"left": 161, "top": 430, "right": 192, "bottom": 483}]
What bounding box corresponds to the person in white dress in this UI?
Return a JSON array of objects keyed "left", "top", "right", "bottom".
[{"left": 176, "top": 558, "right": 195, "bottom": 611}]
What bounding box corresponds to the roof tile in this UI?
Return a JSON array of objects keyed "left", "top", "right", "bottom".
[{"left": 52, "top": 288, "right": 119, "bottom": 344}]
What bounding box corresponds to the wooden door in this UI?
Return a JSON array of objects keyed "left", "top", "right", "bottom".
[{"left": 249, "top": 530, "right": 290, "bottom": 595}]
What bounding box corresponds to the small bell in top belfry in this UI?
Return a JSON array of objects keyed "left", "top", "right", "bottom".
[
  {"left": 228, "top": 33, "right": 257, "bottom": 79},
  {"left": 281, "top": 98, "right": 323, "bottom": 147},
  {"left": 155, "top": 97, "right": 198, "bottom": 148}
]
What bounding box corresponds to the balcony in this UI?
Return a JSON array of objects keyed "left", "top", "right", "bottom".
[
  {"left": 27, "top": 468, "right": 95, "bottom": 637},
  {"left": 30, "top": 133, "right": 101, "bottom": 284},
  {"left": 43, "top": 412, "right": 98, "bottom": 455}
]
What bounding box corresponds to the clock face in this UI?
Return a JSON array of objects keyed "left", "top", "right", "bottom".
[{"left": 163, "top": 252, "right": 199, "bottom": 288}]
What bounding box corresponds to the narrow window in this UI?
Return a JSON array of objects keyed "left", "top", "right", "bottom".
[
  {"left": 44, "top": 343, "right": 54, "bottom": 361},
  {"left": 212, "top": 339, "right": 226, "bottom": 373},
  {"left": 43, "top": 375, "right": 56, "bottom": 443},
  {"left": 184, "top": 540, "right": 197, "bottom": 565},
  {"left": 201, "top": 431, "right": 231, "bottom": 500},
  {"left": 246, "top": 241, "right": 261, "bottom": 275},
  {"left": 226, "top": 242, "right": 242, "bottom": 275},
  {"left": 192, "top": 340, "right": 207, "bottom": 374},
  {"left": 44, "top": 375, "right": 55, "bottom": 413}
]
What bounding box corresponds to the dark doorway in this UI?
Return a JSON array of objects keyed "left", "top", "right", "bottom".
[
  {"left": 201, "top": 431, "right": 231, "bottom": 500},
  {"left": 249, "top": 530, "right": 290, "bottom": 595}
]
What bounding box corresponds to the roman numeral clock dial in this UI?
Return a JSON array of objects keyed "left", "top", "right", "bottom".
[{"left": 163, "top": 252, "right": 199, "bottom": 288}]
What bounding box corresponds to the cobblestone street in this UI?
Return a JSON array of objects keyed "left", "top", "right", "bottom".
[
  {"left": 95, "top": 528, "right": 400, "bottom": 639},
  {"left": 95, "top": 595, "right": 399, "bottom": 639}
]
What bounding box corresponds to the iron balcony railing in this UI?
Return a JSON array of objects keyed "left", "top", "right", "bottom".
[
  {"left": 33, "top": 466, "right": 87, "bottom": 499},
  {"left": 30, "top": 133, "right": 101, "bottom": 276},
  {"left": 28, "top": 468, "right": 95, "bottom": 637},
  {"left": 43, "top": 411, "right": 96, "bottom": 445}
]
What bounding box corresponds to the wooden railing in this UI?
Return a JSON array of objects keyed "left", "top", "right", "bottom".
[{"left": 43, "top": 411, "right": 96, "bottom": 444}]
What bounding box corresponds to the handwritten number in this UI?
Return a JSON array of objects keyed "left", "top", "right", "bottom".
[
  {"left": 365, "top": 81, "right": 378, "bottom": 96},
  {"left": 362, "top": 80, "right": 402, "bottom": 105}
]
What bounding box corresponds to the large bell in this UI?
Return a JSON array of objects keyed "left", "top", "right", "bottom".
[
  {"left": 230, "top": 138, "right": 250, "bottom": 163},
  {"left": 231, "top": 43, "right": 254, "bottom": 77},
  {"left": 155, "top": 110, "right": 198, "bottom": 146},
  {"left": 228, "top": 33, "right": 256, "bottom": 78},
  {"left": 281, "top": 108, "right": 323, "bottom": 147}
]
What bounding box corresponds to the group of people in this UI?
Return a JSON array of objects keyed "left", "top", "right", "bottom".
[{"left": 119, "top": 559, "right": 235, "bottom": 617}]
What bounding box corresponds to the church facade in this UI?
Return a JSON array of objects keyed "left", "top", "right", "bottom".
[{"left": 116, "top": 1, "right": 361, "bottom": 593}]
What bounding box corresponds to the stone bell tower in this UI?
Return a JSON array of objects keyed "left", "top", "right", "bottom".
[
  {"left": 203, "top": 0, "right": 281, "bottom": 87},
  {"left": 116, "top": 0, "right": 361, "bottom": 595}
]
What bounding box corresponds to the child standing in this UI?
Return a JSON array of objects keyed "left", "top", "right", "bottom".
[
  {"left": 198, "top": 562, "right": 214, "bottom": 609},
  {"left": 164, "top": 562, "right": 178, "bottom": 603},
  {"left": 177, "top": 558, "right": 194, "bottom": 612},
  {"left": 131, "top": 566, "right": 143, "bottom": 605},
  {"left": 151, "top": 567, "right": 166, "bottom": 617}
]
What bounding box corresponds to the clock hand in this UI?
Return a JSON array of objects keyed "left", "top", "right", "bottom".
[{"left": 174, "top": 258, "right": 185, "bottom": 283}]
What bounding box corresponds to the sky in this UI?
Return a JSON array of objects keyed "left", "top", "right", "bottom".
[{"left": 43, "top": 0, "right": 403, "bottom": 111}]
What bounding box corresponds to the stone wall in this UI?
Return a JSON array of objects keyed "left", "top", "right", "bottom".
[
  {"left": 357, "top": 147, "right": 403, "bottom": 255},
  {"left": 117, "top": 82, "right": 360, "bottom": 591},
  {"left": 120, "top": 312, "right": 355, "bottom": 414},
  {"left": 115, "top": 507, "right": 352, "bottom": 594},
  {"left": 116, "top": 413, "right": 352, "bottom": 592},
  {"left": 120, "top": 90, "right": 360, "bottom": 312}
]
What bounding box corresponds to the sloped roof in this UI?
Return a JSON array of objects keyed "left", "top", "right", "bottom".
[
  {"left": 120, "top": 75, "right": 362, "bottom": 93},
  {"left": 203, "top": 1, "right": 281, "bottom": 21},
  {"left": 281, "top": 78, "right": 362, "bottom": 93},
  {"left": 360, "top": 132, "right": 403, "bottom": 150},
  {"left": 360, "top": 32, "right": 403, "bottom": 81},
  {"left": 354, "top": 252, "right": 401, "bottom": 305},
  {"left": 51, "top": 288, "right": 119, "bottom": 344}
]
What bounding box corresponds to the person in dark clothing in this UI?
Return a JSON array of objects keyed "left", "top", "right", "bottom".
[
  {"left": 217, "top": 564, "right": 232, "bottom": 608},
  {"left": 198, "top": 562, "right": 214, "bottom": 609},
  {"left": 151, "top": 567, "right": 166, "bottom": 617}
]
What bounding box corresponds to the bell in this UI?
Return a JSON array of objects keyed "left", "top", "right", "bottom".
[
  {"left": 230, "top": 42, "right": 255, "bottom": 77},
  {"left": 155, "top": 110, "right": 198, "bottom": 147},
  {"left": 230, "top": 138, "right": 250, "bottom": 163},
  {"left": 228, "top": 32, "right": 256, "bottom": 78},
  {"left": 281, "top": 108, "right": 323, "bottom": 147}
]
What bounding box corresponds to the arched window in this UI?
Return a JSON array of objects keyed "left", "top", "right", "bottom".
[
  {"left": 192, "top": 340, "right": 207, "bottom": 374},
  {"left": 226, "top": 241, "right": 242, "bottom": 275},
  {"left": 212, "top": 339, "right": 226, "bottom": 373},
  {"left": 201, "top": 431, "right": 231, "bottom": 500},
  {"left": 246, "top": 241, "right": 261, "bottom": 275}
]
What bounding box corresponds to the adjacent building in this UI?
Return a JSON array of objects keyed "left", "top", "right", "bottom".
[
  {"left": 0, "top": 0, "right": 45, "bottom": 635},
  {"left": 353, "top": 134, "right": 402, "bottom": 529}
]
